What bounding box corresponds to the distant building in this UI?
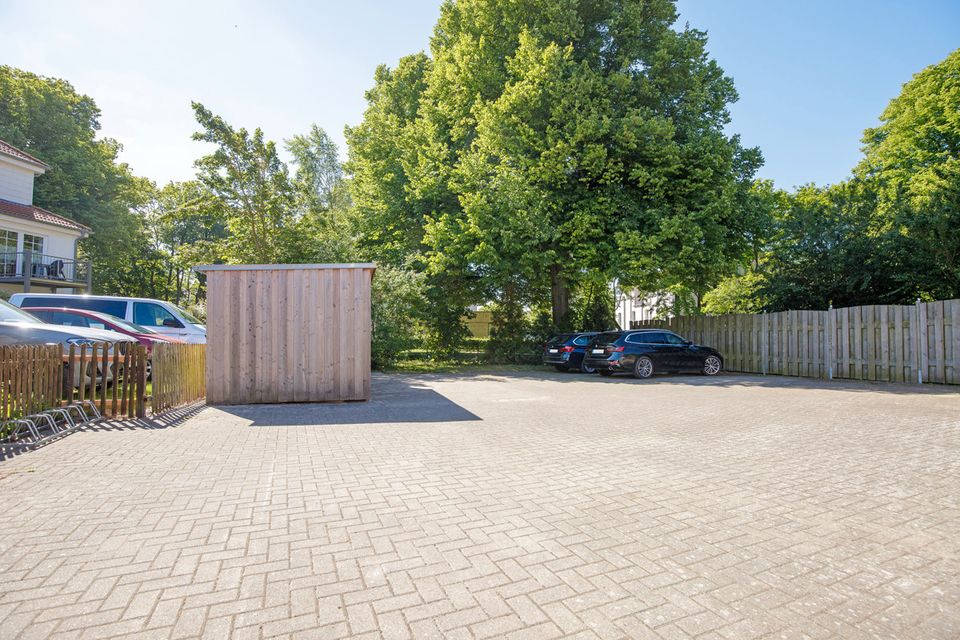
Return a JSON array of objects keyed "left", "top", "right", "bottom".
[
  {"left": 0, "top": 140, "right": 92, "bottom": 295},
  {"left": 615, "top": 288, "right": 675, "bottom": 328}
]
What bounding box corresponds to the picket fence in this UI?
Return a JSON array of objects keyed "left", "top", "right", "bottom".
[
  {"left": 632, "top": 299, "right": 960, "bottom": 385},
  {"left": 0, "top": 341, "right": 206, "bottom": 422},
  {"left": 151, "top": 343, "right": 206, "bottom": 413}
]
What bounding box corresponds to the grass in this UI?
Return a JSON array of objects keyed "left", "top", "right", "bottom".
[{"left": 381, "top": 359, "right": 544, "bottom": 374}]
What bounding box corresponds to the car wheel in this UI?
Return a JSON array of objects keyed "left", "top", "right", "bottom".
[
  {"left": 598, "top": 370, "right": 614, "bottom": 377},
  {"left": 703, "top": 355, "right": 722, "bottom": 376},
  {"left": 633, "top": 356, "right": 654, "bottom": 379},
  {"left": 579, "top": 360, "right": 596, "bottom": 374}
]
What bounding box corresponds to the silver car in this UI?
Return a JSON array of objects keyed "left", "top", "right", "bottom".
[{"left": 0, "top": 298, "right": 133, "bottom": 386}]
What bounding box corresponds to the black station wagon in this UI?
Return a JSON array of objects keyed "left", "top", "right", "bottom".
[
  {"left": 542, "top": 332, "right": 599, "bottom": 373},
  {"left": 581, "top": 329, "right": 723, "bottom": 379}
]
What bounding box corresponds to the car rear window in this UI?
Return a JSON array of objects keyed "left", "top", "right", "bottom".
[
  {"left": 593, "top": 331, "right": 624, "bottom": 345},
  {"left": 546, "top": 334, "right": 573, "bottom": 347}
]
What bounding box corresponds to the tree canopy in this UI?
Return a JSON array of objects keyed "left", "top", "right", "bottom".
[
  {"left": 0, "top": 66, "right": 149, "bottom": 294},
  {"left": 348, "top": 0, "right": 762, "bottom": 342}
]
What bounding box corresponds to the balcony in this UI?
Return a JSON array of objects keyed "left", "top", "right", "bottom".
[{"left": 0, "top": 250, "right": 91, "bottom": 292}]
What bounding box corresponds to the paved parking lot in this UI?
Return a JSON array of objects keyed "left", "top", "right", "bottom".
[{"left": 1, "top": 371, "right": 959, "bottom": 639}]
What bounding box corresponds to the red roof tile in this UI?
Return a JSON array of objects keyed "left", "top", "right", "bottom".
[
  {"left": 0, "top": 140, "right": 50, "bottom": 170},
  {"left": 0, "top": 198, "right": 91, "bottom": 233}
]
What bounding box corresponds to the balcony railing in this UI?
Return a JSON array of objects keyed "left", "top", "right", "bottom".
[{"left": 0, "top": 251, "right": 91, "bottom": 290}]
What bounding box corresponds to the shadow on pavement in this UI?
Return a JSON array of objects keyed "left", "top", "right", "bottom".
[
  {"left": 403, "top": 368, "right": 960, "bottom": 396},
  {"left": 214, "top": 376, "right": 482, "bottom": 426}
]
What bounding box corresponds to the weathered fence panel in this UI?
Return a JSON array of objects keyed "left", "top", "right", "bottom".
[
  {"left": 0, "top": 342, "right": 161, "bottom": 422},
  {"left": 152, "top": 343, "right": 206, "bottom": 414},
  {"left": 0, "top": 344, "right": 62, "bottom": 419},
  {"left": 633, "top": 298, "right": 960, "bottom": 386}
]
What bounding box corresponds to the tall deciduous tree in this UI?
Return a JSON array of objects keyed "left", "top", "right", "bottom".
[
  {"left": 286, "top": 124, "right": 344, "bottom": 214},
  {"left": 0, "top": 66, "right": 149, "bottom": 293},
  {"left": 348, "top": 0, "right": 761, "bottom": 330},
  {"left": 858, "top": 48, "right": 960, "bottom": 299},
  {"left": 191, "top": 102, "right": 296, "bottom": 263}
]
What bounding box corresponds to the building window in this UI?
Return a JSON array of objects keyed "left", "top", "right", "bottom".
[
  {"left": 0, "top": 230, "right": 16, "bottom": 254},
  {"left": 0, "top": 230, "right": 16, "bottom": 276},
  {"left": 23, "top": 234, "right": 44, "bottom": 256}
]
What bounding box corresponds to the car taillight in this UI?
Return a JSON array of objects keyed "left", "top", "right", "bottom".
[
  {"left": 561, "top": 345, "right": 575, "bottom": 353},
  {"left": 608, "top": 345, "right": 624, "bottom": 352}
]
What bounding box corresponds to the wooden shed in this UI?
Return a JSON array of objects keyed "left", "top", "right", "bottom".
[{"left": 195, "top": 263, "right": 375, "bottom": 405}]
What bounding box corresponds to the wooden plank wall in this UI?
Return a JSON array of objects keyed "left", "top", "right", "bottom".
[
  {"left": 203, "top": 266, "right": 374, "bottom": 404},
  {"left": 633, "top": 298, "right": 960, "bottom": 386}
]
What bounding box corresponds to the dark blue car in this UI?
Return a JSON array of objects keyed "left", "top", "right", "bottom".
[
  {"left": 582, "top": 329, "right": 723, "bottom": 378},
  {"left": 542, "top": 332, "right": 599, "bottom": 373}
]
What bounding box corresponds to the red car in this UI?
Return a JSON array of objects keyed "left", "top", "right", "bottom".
[{"left": 23, "top": 307, "right": 185, "bottom": 353}]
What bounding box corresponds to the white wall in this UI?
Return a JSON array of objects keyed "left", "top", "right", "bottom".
[
  {"left": 616, "top": 289, "right": 674, "bottom": 328},
  {"left": 0, "top": 214, "right": 80, "bottom": 259},
  {"left": 0, "top": 158, "right": 36, "bottom": 205}
]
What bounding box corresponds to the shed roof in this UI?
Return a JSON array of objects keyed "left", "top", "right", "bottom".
[{"left": 194, "top": 263, "right": 376, "bottom": 272}]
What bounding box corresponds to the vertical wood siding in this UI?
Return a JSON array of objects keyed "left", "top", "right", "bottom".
[{"left": 202, "top": 266, "right": 374, "bottom": 404}]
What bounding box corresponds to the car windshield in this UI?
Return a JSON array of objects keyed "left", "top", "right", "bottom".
[
  {"left": 175, "top": 305, "right": 203, "bottom": 325},
  {"left": 0, "top": 299, "right": 41, "bottom": 324}
]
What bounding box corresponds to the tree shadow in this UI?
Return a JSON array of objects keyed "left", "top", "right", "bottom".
[
  {"left": 396, "top": 369, "right": 960, "bottom": 397},
  {"left": 213, "top": 376, "right": 482, "bottom": 426}
]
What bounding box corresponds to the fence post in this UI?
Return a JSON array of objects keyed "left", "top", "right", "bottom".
[
  {"left": 827, "top": 305, "right": 834, "bottom": 380},
  {"left": 916, "top": 298, "right": 926, "bottom": 384},
  {"left": 761, "top": 312, "right": 767, "bottom": 375}
]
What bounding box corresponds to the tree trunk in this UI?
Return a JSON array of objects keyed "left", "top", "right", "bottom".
[{"left": 550, "top": 265, "right": 571, "bottom": 329}]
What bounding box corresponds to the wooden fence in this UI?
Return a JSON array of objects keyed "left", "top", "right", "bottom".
[
  {"left": 1, "top": 341, "right": 208, "bottom": 423},
  {"left": 632, "top": 298, "right": 960, "bottom": 386},
  {"left": 152, "top": 343, "right": 205, "bottom": 413}
]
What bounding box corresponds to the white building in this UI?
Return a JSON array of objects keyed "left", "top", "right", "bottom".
[
  {"left": 0, "top": 140, "right": 91, "bottom": 296},
  {"left": 615, "top": 288, "right": 675, "bottom": 328}
]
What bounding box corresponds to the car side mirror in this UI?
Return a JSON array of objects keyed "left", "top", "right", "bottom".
[
  {"left": 683, "top": 340, "right": 693, "bottom": 346},
  {"left": 162, "top": 318, "right": 183, "bottom": 328}
]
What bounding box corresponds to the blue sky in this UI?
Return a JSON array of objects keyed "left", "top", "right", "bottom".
[{"left": 1, "top": 0, "right": 957, "bottom": 190}]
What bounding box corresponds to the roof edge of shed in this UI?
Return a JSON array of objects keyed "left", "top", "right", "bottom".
[{"left": 194, "top": 263, "right": 377, "bottom": 272}]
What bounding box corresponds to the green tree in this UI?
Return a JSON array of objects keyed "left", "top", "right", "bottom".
[
  {"left": 858, "top": 48, "right": 960, "bottom": 299},
  {"left": 141, "top": 181, "right": 228, "bottom": 306},
  {"left": 370, "top": 265, "right": 426, "bottom": 368},
  {"left": 0, "top": 66, "right": 150, "bottom": 293},
  {"left": 345, "top": 53, "right": 433, "bottom": 266},
  {"left": 349, "top": 0, "right": 762, "bottom": 341},
  {"left": 286, "top": 124, "right": 344, "bottom": 214},
  {"left": 191, "top": 102, "right": 296, "bottom": 263}
]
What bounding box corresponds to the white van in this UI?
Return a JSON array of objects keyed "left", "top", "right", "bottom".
[{"left": 9, "top": 293, "right": 207, "bottom": 344}]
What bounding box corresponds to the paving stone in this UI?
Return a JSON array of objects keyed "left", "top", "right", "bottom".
[{"left": 1, "top": 372, "right": 958, "bottom": 639}]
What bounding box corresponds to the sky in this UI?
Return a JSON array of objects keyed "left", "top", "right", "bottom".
[{"left": 1, "top": 0, "right": 957, "bottom": 191}]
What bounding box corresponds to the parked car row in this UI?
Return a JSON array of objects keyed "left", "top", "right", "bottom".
[
  {"left": 543, "top": 329, "right": 723, "bottom": 379},
  {"left": 0, "top": 293, "right": 206, "bottom": 387},
  {"left": 9, "top": 293, "right": 206, "bottom": 344}
]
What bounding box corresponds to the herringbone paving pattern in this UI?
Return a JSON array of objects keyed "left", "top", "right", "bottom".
[{"left": 1, "top": 373, "right": 958, "bottom": 639}]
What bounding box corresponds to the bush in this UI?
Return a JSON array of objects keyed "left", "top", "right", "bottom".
[{"left": 371, "top": 266, "right": 425, "bottom": 369}]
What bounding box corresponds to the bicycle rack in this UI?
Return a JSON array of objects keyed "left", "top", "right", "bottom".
[{"left": 1, "top": 401, "right": 105, "bottom": 450}]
